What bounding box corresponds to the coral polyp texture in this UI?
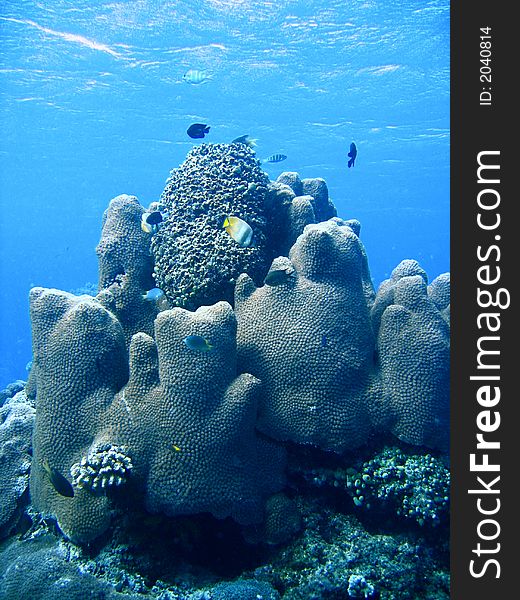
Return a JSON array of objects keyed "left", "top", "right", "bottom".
[
  {"left": 126, "top": 302, "right": 286, "bottom": 524},
  {"left": 0, "top": 390, "right": 34, "bottom": 538},
  {"left": 24, "top": 156, "right": 450, "bottom": 544},
  {"left": 95, "top": 194, "right": 158, "bottom": 346},
  {"left": 27, "top": 288, "right": 285, "bottom": 543},
  {"left": 373, "top": 264, "right": 450, "bottom": 450},
  {"left": 235, "top": 218, "right": 378, "bottom": 453},
  {"left": 150, "top": 143, "right": 271, "bottom": 309}
]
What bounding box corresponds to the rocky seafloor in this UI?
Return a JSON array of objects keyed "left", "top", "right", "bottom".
[{"left": 0, "top": 387, "right": 449, "bottom": 600}]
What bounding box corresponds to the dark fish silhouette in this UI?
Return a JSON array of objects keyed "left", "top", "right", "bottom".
[
  {"left": 187, "top": 123, "right": 210, "bottom": 139},
  {"left": 141, "top": 210, "right": 165, "bottom": 234},
  {"left": 262, "top": 154, "right": 287, "bottom": 164},
  {"left": 43, "top": 459, "right": 74, "bottom": 497},
  {"left": 184, "top": 335, "right": 214, "bottom": 352},
  {"left": 347, "top": 142, "right": 357, "bottom": 168},
  {"left": 145, "top": 211, "right": 163, "bottom": 225}
]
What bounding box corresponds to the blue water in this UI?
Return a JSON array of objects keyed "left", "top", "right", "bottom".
[{"left": 0, "top": 0, "right": 449, "bottom": 390}]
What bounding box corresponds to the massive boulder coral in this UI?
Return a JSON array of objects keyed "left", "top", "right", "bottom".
[
  {"left": 264, "top": 172, "right": 337, "bottom": 258},
  {"left": 0, "top": 390, "right": 34, "bottom": 538},
  {"left": 151, "top": 143, "right": 271, "bottom": 309},
  {"left": 95, "top": 194, "right": 158, "bottom": 345},
  {"left": 373, "top": 264, "right": 450, "bottom": 450},
  {"left": 25, "top": 156, "right": 450, "bottom": 544},
  {"left": 28, "top": 288, "right": 129, "bottom": 542},
  {"left": 123, "top": 302, "right": 286, "bottom": 524},
  {"left": 149, "top": 145, "right": 338, "bottom": 312},
  {"left": 235, "top": 218, "right": 379, "bottom": 453},
  {"left": 27, "top": 288, "right": 285, "bottom": 543}
]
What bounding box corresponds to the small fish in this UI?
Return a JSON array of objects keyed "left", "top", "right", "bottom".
[
  {"left": 141, "top": 211, "right": 164, "bottom": 234},
  {"left": 347, "top": 142, "right": 357, "bottom": 168},
  {"left": 172, "top": 444, "right": 182, "bottom": 452},
  {"left": 26, "top": 360, "right": 33, "bottom": 373},
  {"left": 262, "top": 154, "right": 287, "bottom": 164},
  {"left": 142, "top": 288, "right": 165, "bottom": 302},
  {"left": 182, "top": 69, "right": 212, "bottom": 85},
  {"left": 42, "top": 459, "right": 74, "bottom": 498},
  {"left": 222, "top": 215, "right": 254, "bottom": 247},
  {"left": 231, "top": 135, "right": 257, "bottom": 148},
  {"left": 264, "top": 267, "right": 295, "bottom": 287},
  {"left": 187, "top": 123, "right": 210, "bottom": 139},
  {"left": 184, "top": 335, "right": 214, "bottom": 352}
]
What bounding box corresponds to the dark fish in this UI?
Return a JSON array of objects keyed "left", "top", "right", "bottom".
[
  {"left": 43, "top": 459, "right": 74, "bottom": 498},
  {"left": 141, "top": 210, "right": 164, "bottom": 234},
  {"left": 347, "top": 142, "right": 357, "bottom": 168},
  {"left": 145, "top": 211, "right": 163, "bottom": 225},
  {"left": 223, "top": 216, "right": 254, "bottom": 247},
  {"left": 264, "top": 267, "right": 295, "bottom": 287},
  {"left": 262, "top": 154, "right": 287, "bottom": 164},
  {"left": 231, "top": 135, "right": 257, "bottom": 148},
  {"left": 187, "top": 123, "right": 210, "bottom": 139},
  {"left": 184, "top": 335, "right": 214, "bottom": 352}
]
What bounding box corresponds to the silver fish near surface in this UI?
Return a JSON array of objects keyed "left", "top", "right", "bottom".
[
  {"left": 182, "top": 69, "right": 212, "bottom": 84},
  {"left": 262, "top": 153, "right": 287, "bottom": 164}
]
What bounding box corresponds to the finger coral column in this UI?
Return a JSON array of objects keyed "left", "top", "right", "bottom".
[{"left": 235, "top": 218, "right": 380, "bottom": 453}]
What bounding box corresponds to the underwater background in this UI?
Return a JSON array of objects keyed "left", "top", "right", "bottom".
[
  {"left": 0, "top": 2, "right": 450, "bottom": 600},
  {"left": 0, "top": 0, "right": 449, "bottom": 390}
]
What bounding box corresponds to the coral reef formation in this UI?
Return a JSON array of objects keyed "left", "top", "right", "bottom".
[
  {"left": 300, "top": 445, "right": 450, "bottom": 528},
  {"left": 252, "top": 493, "right": 448, "bottom": 600},
  {"left": 0, "top": 535, "right": 142, "bottom": 600},
  {"left": 373, "top": 263, "right": 450, "bottom": 450},
  {"left": 235, "top": 218, "right": 378, "bottom": 452},
  {"left": 0, "top": 380, "right": 25, "bottom": 407},
  {"left": 0, "top": 481, "right": 449, "bottom": 600},
  {"left": 28, "top": 288, "right": 129, "bottom": 543},
  {"left": 27, "top": 288, "right": 285, "bottom": 543},
  {"left": 263, "top": 172, "right": 337, "bottom": 258},
  {"left": 70, "top": 443, "right": 133, "bottom": 492},
  {"left": 151, "top": 143, "right": 271, "bottom": 309},
  {"left": 0, "top": 390, "right": 34, "bottom": 538},
  {"left": 96, "top": 194, "right": 158, "bottom": 345},
  {"left": 22, "top": 148, "right": 449, "bottom": 554}
]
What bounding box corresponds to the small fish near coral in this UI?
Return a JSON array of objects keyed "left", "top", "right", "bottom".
[
  {"left": 222, "top": 215, "right": 254, "bottom": 247},
  {"left": 141, "top": 210, "right": 165, "bottom": 234},
  {"left": 187, "top": 123, "right": 210, "bottom": 139},
  {"left": 182, "top": 69, "right": 212, "bottom": 84},
  {"left": 264, "top": 266, "right": 295, "bottom": 287},
  {"left": 183, "top": 335, "right": 214, "bottom": 352},
  {"left": 231, "top": 134, "right": 257, "bottom": 148},
  {"left": 142, "top": 288, "right": 165, "bottom": 302},
  {"left": 347, "top": 142, "right": 357, "bottom": 168},
  {"left": 42, "top": 459, "right": 74, "bottom": 498},
  {"left": 262, "top": 153, "right": 287, "bottom": 164}
]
